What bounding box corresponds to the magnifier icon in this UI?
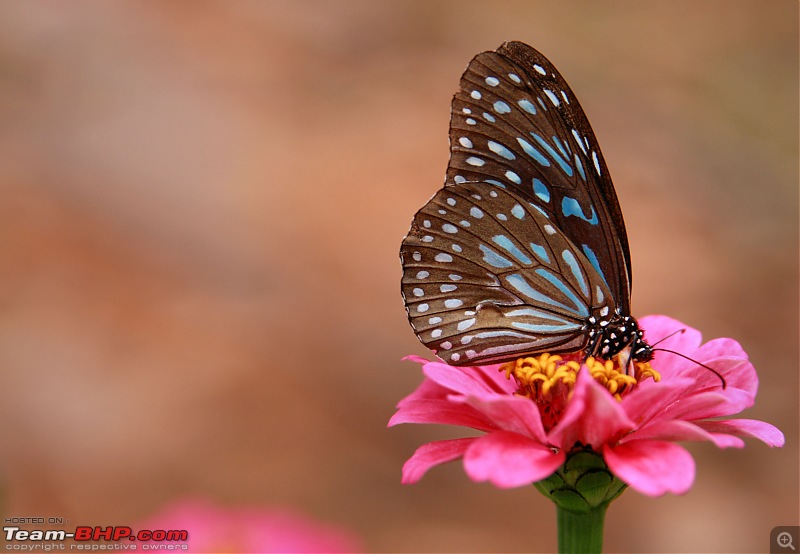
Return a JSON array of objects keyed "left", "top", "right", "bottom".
[{"left": 778, "top": 532, "right": 796, "bottom": 550}]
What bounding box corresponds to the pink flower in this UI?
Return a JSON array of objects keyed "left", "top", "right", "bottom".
[
  {"left": 137, "top": 498, "right": 362, "bottom": 553},
  {"left": 389, "top": 315, "right": 784, "bottom": 496}
]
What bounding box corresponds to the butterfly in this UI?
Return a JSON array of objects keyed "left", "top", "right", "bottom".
[{"left": 400, "top": 41, "right": 653, "bottom": 368}]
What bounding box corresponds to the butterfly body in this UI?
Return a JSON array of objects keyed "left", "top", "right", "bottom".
[{"left": 401, "top": 41, "right": 651, "bottom": 367}]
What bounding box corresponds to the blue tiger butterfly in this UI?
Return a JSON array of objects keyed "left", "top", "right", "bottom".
[{"left": 400, "top": 41, "right": 654, "bottom": 367}]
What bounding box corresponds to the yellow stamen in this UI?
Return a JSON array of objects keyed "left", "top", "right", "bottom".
[{"left": 501, "top": 353, "right": 660, "bottom": 402}]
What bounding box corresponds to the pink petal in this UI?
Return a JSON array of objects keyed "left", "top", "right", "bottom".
[
  {"left": 621, "top": 376, "right": 697, "bottom": 426},
  {"left": 639, "top": 315, "right": 702, "bottom": 365},
  {"left": 653, "top": 390, "right": 730, "bottom": 420},
  {"left": 470, "top": 363, "right": 519, "bottom": 394},
  {"left": 677, "top": 388, "right": 755, "bottom": 420},
  {"left": 423, "top": 362, "right": 500, "bottom": 396},
  {"left": 696, "top": 419, "right": 785, "bottom": 447},
  {"left": 400, "top": 438, "right": 475, "bottom": 484},
  {"left": 455, "top": 392, "right": 547, "bottom": 442},
  {"left": 694, "top": 346, "right": 757, "bottom": 395},
  {"left": 629, "top": 419, "right": 744, "bottom": 448},
  {"left": 388, "top": 399, "right": 496, "bottom": 431},
  {"left": 667, "top": 353, "right": 756, "bottom": 395},
  {"left": 396, "top": 377, "right": 451, "bottom": 407},
  {"left": 604, "top": 440, "right": 695, "bottom": 496},
  {"left": 626, "top": 363, "right": 755, "bottom": 423},
  {"left": 551, "top": 368, "right": 635, "bottom": 450},
  {"left": 463, "top": 431, "right": 564, "bottom": 488},
  {"left": 695, "top": 337, "right": 749, "bottom": 362},
  {"left": 402, "top": 354, "right": 434, "bottom": 365}
]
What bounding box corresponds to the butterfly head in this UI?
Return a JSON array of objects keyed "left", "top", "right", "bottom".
[
  {"left": 587, "top": 313, "right": 653, "bottom": 364},
  {"left": 630, "top": 331, "right": 654, "bottom": 363}
]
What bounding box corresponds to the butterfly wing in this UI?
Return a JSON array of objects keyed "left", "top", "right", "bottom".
[
  {"left": 400, "top": 181, "right": 614, "bottom": 366},
  {"left": 445, "top": 41, "right": 632, "bottom": 313}
]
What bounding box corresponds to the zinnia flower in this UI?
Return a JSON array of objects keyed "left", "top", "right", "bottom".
[{"left": 389, "top": 315, "right": 784, "bottom": 497}]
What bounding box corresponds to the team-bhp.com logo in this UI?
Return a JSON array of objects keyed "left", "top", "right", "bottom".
[{"left": 4, "top": 525, "right": 189, "bottom": 550}]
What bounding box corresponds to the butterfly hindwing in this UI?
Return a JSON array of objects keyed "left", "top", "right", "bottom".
[
  {"left": 445, "top": 41, "right": 632, "bottom": 314},
  {"left": 401, "top": 182, "right": 614, "bottom": 365}
]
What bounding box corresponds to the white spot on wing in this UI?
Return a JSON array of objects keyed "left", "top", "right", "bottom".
[
  {"left": 457, "top": 318, "right": 476, "bottom": 331},
  {"left": 592, "top": 151, "right": 601, "bottom": 175},
  {"left": 493, "top": 101, "right": 511, "bottom": 114},
  {"left": 544, "top": 89, "right": 560, "bottom": 107},
  {"left": 572, "top": 129, "right": 587, "bottom": 155},
  {"left": 488, "top": 140, "right": 515, "bottom": 160}
]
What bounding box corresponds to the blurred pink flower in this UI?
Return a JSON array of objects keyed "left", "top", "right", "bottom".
[
  {"left": 389, "top": 315, "right": 784, "bottom": 496},
  {"left": 138, "top": 498, "right": 362, "bottom": 553}
]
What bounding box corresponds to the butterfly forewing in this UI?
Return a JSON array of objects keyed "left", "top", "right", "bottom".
[
  {"left": 401, "top": 182, "right": 614, "bottom": 365},
  {"left": 445, "top": 41, "right": 632, "bottom": 313}
]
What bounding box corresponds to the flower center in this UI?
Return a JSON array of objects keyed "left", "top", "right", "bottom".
[{"left": 500, "top": 353, "right": 660, "bottom": 430}]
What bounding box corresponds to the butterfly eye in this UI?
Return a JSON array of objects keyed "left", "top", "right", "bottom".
[{"left": 401, "top": 41, "right": 649, "bottom": 366}]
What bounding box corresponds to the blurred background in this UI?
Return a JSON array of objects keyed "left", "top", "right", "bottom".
[{"left": 0, "top": 1, "right": 797, "bottom": 552}]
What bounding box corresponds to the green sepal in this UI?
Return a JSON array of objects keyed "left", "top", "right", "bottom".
[
  {"left": 535, "top": 445, "right": 628, "bottom": 553},
  {"left": 535, "top": 445, "right": 627, "bottom": 513}
]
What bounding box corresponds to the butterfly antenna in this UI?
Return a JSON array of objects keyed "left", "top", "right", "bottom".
[{"left": 651, "top": 348, "right": 727, "bottom": 389}]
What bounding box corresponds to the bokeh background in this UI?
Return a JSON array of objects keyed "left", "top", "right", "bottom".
[{"left": 0, "top": 1, "right": 797, "bottom": 552}]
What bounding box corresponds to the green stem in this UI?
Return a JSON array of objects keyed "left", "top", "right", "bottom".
[{"left": 557, "top": 503, "right": 607, "bottom": 554}]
